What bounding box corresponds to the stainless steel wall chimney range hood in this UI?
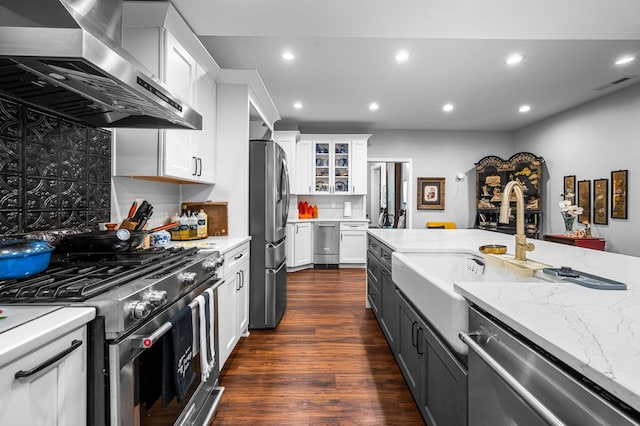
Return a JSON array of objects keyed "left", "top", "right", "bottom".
[{"left": 0, "top": 0, "right": 202, "bottom": 130}]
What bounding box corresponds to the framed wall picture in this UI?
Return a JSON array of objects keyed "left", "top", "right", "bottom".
[
  {"left": 611, "top": 169, "right": 628, "bottom": 219},
  {"left": 577, "top": 180, "right": 591, "bottom": 224},
  {"left": 593, "top": 178, "right": 608, "bottom": 225},
  {"left": 417, "top": 177, "right": 445, "bottom": 210},
  {"left": 563, "top": 175, "right": 576, "bottom": 201}
]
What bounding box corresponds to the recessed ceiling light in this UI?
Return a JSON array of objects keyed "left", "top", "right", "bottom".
[
  {"left": 615, "top": 55, "right": 635, "bottom": 66},
  {"left": 282, "top": 51, "right": 295, "bottom": 61},
  {"left": 505, "top": 53, "right": 524, "bottom": 66},
  {"left": 293, "top": 101, "right": 303, "bottom": 109},
  {"left": 369, "top": 102, "right": 379, "bottom": 111},
  {"left": 519, "top": 105, "right": 531, "bottom": 113},
  {"left": 442, "top": 103, "right": 454, "bottom": 112},
  {"left": 395, "top": 50, "right": 410, "bottom": 62}
]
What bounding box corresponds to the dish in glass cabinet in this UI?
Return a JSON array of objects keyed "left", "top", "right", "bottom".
[
  {"left": 335, "top": 181, "right": 346, "bottom": 191},
  {"left": 316, "top": 180, "right": 328, "bottom": 191}
]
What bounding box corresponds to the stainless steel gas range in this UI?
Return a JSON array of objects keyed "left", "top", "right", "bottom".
[{"left": 0, "top": 246, "right": 225, "bottom": 426}]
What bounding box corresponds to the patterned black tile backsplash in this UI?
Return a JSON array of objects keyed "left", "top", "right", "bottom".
[{"left": 0, "top": 94, "right": 111, "bottom": 234}]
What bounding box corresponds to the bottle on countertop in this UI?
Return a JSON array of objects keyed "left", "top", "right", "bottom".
[
  {"left": 170, "top": 212, "right": 181, "bottom": 240},
  {"left": 197, "top": 209, "right": 208, "bottom": 238},
  {"left": 179, "top": 211, "right": 189, "bottom": 240},
  {"left": 188, "top": 211, "right": 198, "bottom": 239},
  {"left": 312, "top": 204, "right": 318, "bottom": 218}
]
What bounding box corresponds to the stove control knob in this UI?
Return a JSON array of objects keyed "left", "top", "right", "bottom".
[
  {"left": 178, "top": 272, "right": 198, "bottom": 286},
  {"left": 203, "top": 258, "right": 221, "bottom": 272},
  {"left": 129, "top": 301, "right": 152, "bottom": 319},
  {"left": 147, "top": 290, "right": 168, "bottom": 307}
]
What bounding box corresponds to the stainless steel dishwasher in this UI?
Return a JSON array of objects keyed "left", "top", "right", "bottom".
[
  {"left": 314, "top": 222, "right": 339, "bottom": 265},
  {"left": 460, "top": 306, "right": 640, "bottom": 425}
]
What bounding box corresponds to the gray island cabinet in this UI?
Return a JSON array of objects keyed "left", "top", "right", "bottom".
[
  {"left": 367, "top": 234, "right": 467, "bottom": 425},
  {"left": 368, "top": 228, "right": 640, "bottom": 425}
]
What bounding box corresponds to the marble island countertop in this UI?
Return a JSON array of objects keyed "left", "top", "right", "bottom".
[{"left": 368, "top": 228, "right": 640, "bottom": 412}]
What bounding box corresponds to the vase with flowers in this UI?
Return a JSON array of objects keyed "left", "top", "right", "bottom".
[{"left": 559, "top": 198, "right": 583, "bottom": 235}]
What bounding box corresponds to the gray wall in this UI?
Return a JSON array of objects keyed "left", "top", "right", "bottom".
[
  {"left": 514, "top": 82, "right": 640, "bottom": 256},
  {"left": 367, "top": 129, "right": 514, "bottom": 229}
]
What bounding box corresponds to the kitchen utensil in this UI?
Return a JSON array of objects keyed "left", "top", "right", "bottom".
[
  {"left": 57, "top": 222, "right": 179, "bottom": 253},
  {"left": 131, "top": 200, "right": 149, "bottom": 222},
  {"left": 127, "top": 201, "right": 138, "bottom": 219},
  {"left": 0, "top": 239, "right": 54, "bottom": 279}
]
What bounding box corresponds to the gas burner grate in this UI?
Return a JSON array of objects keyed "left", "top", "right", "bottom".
[{"left": 0, "top": 246, "right": 200, "bottom": 302}]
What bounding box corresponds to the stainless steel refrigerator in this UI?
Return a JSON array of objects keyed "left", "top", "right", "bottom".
[{"left": 248, "top": 139, "right": 290, "bottom": 329}]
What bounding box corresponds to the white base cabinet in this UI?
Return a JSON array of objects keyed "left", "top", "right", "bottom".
[
  {"left": 286, "top": 222, "right": 313, "bottom": 268},
  {"left": 0, "top": 324, "right": 89, "bottom": 426},
  {"left": 218, "top": 241, "right": 250, "bottom": 369},
  {"left": 339, "top": 222, "right": 368, "bottom": 263}
]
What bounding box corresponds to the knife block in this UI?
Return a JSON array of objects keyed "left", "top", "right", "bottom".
[{"left": 119, "top": 219, "right": 138, "bottom": 231}]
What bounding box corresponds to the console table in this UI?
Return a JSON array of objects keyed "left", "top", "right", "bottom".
[{"left": 543, "top": 234, "right": 606, "bottom": 251}]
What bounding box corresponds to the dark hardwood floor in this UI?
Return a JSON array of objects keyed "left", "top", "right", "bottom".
[{"left": 211, "top": 268, "right": 425, "bottom": 425}]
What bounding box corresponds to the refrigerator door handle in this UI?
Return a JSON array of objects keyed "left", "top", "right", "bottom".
[
  {"left": 281, "top": 158, "right": 290, "bottom": 226},
  {"left": 267, "top": 238, "right": 286, "bottom": 250},
  {"left": 267, "top": 260, "right": 287, "bottom": 274}
]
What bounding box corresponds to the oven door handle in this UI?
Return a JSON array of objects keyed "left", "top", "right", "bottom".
[{"left": 132, "top": 322, "right": 173, "bottom": 349}]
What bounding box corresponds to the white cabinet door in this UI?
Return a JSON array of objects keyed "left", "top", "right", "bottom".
[
  {"left": 236, "top": 260, "right": 250, "bottom": 336},
  {"left": 351, "top": 139, "right": 368, "bottom": 194},
  {"left": 332, "top": 140, "right": 351, "bottom": 194},
  {"left": 190, "top": 66, "right": 216, "bottom": 183},
  {"left": 286, "top": 224, "right": 295, "bottom": 262},
  {"left": 273, "top": 131, "right": 298, "bottom": 194},
  {"left": 164, "top": 31, "right": 196, "bottom": 103},
  {"left": 0, "top": 326, "right": 87, "bottom": 426},
  {"left": 217, "top": 275, "right": 238, "bottom": 369},
  {"left": 293, "top": 222, "right": 313, "bottom": 266},
  {"left": 163, "top": 31, "right": 198, "bottom": 180},
  {"left": 339, "top": 222, "right": 367, "bottom": 263},
  {"left": 295, "top": 140, "right": 313, "bottom": 194}
]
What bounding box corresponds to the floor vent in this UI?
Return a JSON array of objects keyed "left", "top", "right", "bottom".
[{"left": 593, "top": 75, "right": 637, "bottom": 91}]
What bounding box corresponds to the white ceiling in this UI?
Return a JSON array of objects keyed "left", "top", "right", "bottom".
[{"left": 169, "top": 0, "right": 640, "bottom": 131}]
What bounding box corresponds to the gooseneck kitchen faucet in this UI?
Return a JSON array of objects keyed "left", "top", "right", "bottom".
[{"left": 499, "top": 180, "right": 535, "bottom": 261}]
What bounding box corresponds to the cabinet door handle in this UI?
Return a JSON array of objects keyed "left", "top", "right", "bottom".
[
  {"left": 340, "top": 232, "right": 343, "bottom": 241},
  {"left": 15, "top": 339, "right": 83, "bottom": 379},
  {"left": 416, "top": 327, "right": 424, "bottom": 355},
  {"left": 236, "top": 271, "right": 241, "bottom": 291},
  {"left": 192, "top": 156, "right": 198, "bottom": 176},
  {"left": 411, "top": 321, "right": 418, "bottom": 348},
  {"left": 296, "top": 224, "right": 299, "bottom": 234},
  {"left": 233, "top": 253, "right": 244, "bottom": 261},
  {"left": 197, "top": 157, "right": 202, "bottom": 176}
]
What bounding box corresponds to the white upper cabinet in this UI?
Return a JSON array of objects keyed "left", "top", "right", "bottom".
[
  {"left": 114, "top": 2, "right": 218, "bottom": 184},
  {"left": 273, "top": 131, "right": 299, "bottom": 193},
  {"left": 295, "top": 140, "right": 313, "bottom": 194},
  {"left": 293, "top": 134, "right": 370, "bottom": 195}
]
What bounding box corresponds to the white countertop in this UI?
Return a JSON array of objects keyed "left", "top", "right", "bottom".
[
  {"left": 0, "top": 306, "right": 96, "bottom": 367},
  {"left": 169, "top": 236, "right": 250, "bottom": 254},
  {"left": 369, "top": 228, "right": 640, "bottom": 412},
  {"left": 288, "top": 218, "right": 368, "bottom": 223}
]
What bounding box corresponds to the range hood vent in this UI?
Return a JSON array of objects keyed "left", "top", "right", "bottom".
[{"left": 0, "top": 0, "right": 201, "bottom": 130}]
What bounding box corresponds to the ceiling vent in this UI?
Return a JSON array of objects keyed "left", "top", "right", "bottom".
[{"left": 593, "top": 75, "right": 637, "bottom": 91}]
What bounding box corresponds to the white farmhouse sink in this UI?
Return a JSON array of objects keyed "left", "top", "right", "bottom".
[{"left": 392, "top": 251, "right": 550, "bottom": 355}]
